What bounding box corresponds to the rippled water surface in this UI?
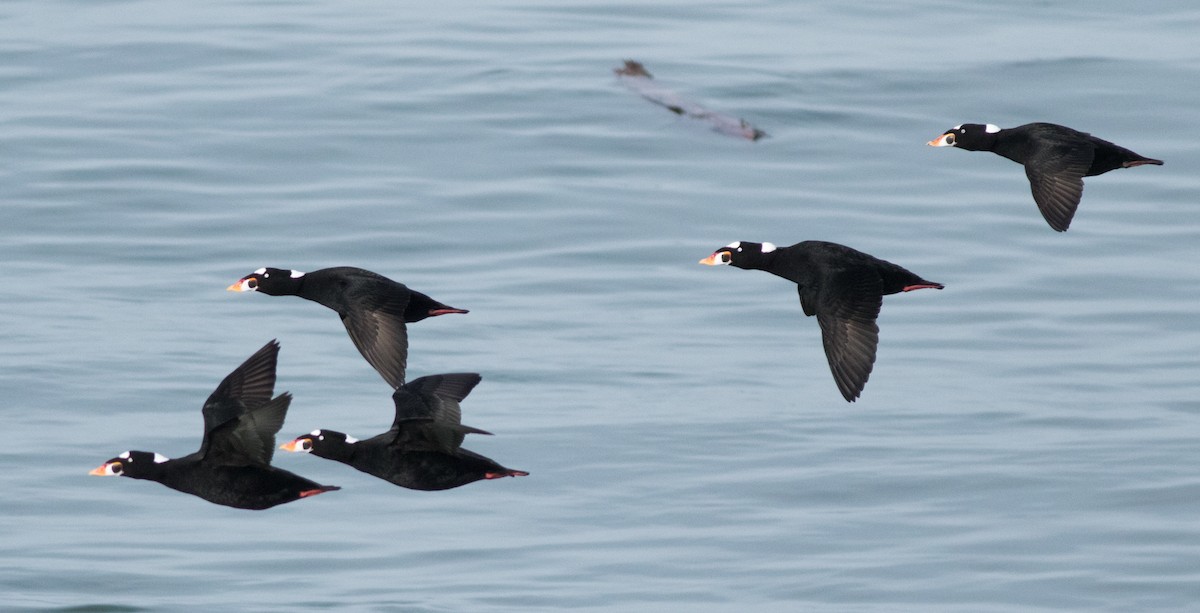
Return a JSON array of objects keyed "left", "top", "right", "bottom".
[{"left": 3, "top": 1, "right": 1199, "bottom": 611}]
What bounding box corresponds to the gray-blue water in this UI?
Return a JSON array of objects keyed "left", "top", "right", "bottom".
[{"left": 3, "top": 1, "right": 1198, "bottom": 611}]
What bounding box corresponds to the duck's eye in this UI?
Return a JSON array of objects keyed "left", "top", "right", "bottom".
[{"left": 262, "top": 272, "right": 270, "bottom": 278}]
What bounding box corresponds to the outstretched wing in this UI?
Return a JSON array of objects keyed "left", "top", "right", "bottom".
[
  {"left": 1025, "top": 140, "right": 1093, "bottom": 232},
  {"left": 391, "top": 373, "right": 490, "bottom": 452},
  {"left": 811, "top": 271, "right": 883, "bottom": 402},
  {"left": 200, "top": 340, "right": 279, "bottom": 453},
  {"left": 341, "top": 294, "right": 410, "bottom": 390},
  {"left": 205, "top": 393, "right": 291, "bottom": 466},
  {"left": 400, "top": 373, "right": 482, "bottom": 414}
]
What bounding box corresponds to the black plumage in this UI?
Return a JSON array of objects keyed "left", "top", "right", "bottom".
[
  {"left": 281, "top": 373, "right": 528, "bottom": 491},
  {"left": 700, "top": 241, "right": 943, "bottom": 402},
  {"left": 928, "top": 122, "right": 1163, "bottom": 231},
  {"left": 90, "top": 340, "right": 340, "bottom": 510},
  {"left": 228, "top": 267, "right": 468, "bottom": 388}
]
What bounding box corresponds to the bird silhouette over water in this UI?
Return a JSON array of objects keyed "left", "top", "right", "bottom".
[
  {"left": 90, "top": 340, "right": 340, "bottom": 510},
  {"left": 281, "top": 373, "right": 528, "bottom": 490},
  {"left": 700, "top": 240, "right": 943, "bottom": 402},
  {"left": 928, "top": 122, "right": 1162, "bottom": 231},
  {"left": 228, "top": 266, "right": 467, "bottom": 388}
]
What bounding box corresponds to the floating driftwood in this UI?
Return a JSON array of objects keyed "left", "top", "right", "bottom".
[{"left": 614, "top": 60, "right": 766, "bottom": 141}]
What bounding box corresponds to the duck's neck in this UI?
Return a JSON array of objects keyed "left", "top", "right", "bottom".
[
  {"left": 315, "top": 440, "right": 356, "bottom": 463},
  {"left": 758, "top": 249, "right": 807, "bottom": 285}
]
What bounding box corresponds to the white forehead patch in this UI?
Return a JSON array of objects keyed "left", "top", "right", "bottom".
[
  {"left": 153, "top": 453, "right": 169, "bottom": 463},
  {"left": 985, "top": 124, "right": 1000, "bottom": 133},
  {"left": 118, "top": 451, "right": 131, "bottom": 460},
  {"left": 725, "top": 241, "right": 741, "bottom": 250},
  {"left": 253, "top": 267, "right": 267, "bottom": 275},
  {"left": 310, "top": 429, "right": 323, "bottom": 437},
  {"left": 761, "top": 242, "right": 777, "bottom": 253},
  {"left": 952, "top": 124, "right": 962, "bottom": 130},
  {"left": 290, "top": 270, "right": 306, "bottom": 278}
]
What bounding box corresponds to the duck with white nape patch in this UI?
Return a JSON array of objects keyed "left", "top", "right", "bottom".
[
  {"left": 700, "top": 241, "right": 943, "bottom": 402},
  {"left": 89, "top": 340, "right": 340, "bottom": 510},
  {"left": 227, "top": 266, "right": 468, "bottom": 389},
  {"left": 928, "top": 122, "right": 1163, "bottom": 232},
  {"left": 280, "top": 373, "right": 528, "bottom": 491}
]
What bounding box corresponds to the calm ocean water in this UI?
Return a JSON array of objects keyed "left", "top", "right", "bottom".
[{"left": 3, "top": 1, "right": 1199, "bottom": 611}]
